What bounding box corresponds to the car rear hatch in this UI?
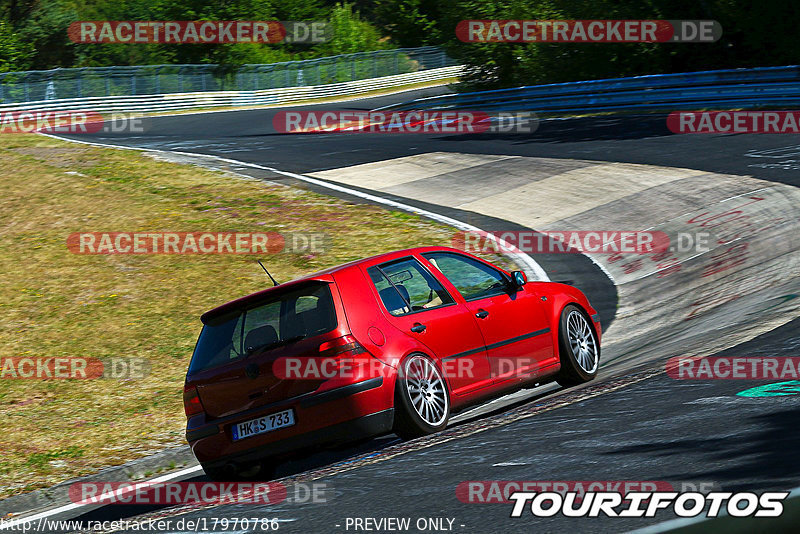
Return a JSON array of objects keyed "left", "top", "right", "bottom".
[{"left": 185, "top": 280, "right": 349, "bottom": 419}]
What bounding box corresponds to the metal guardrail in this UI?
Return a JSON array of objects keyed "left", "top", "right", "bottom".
[
  {"left": 0, "top": 66, "right": 462, "bottom": 114},
  {"left": 0, "top": 47, "right": 456, "bottom": 105},
  {"left": 377, "top": 65, "right": 800, "bottom": 114}
]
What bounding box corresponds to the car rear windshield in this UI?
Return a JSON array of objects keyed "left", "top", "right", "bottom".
[{"left": 188, "top": 283, "right": 337, "bottom": 374}]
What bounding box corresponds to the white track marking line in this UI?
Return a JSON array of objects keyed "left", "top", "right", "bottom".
[
  {"left": 37, "top": 133, "right": 550, "bottom": 281},
  {"left": 0, "top": 465, "right": 204, "bottom": 530},
  {"left": 9, "top": 132, "right": 550, "bottom": 528}
]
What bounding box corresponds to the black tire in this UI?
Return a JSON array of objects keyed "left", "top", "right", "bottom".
[
  {"left": 393, "top": 353, "right": 450, "bottom": 439},
  {"left": 201, "top": 460, "right": 276, "bottom": 481},
  {"left": 555, "top": 305, "right": 600, "bottom": 387},
  {"left": 201, "top": 462, "right": 233, "bottom": 481}
]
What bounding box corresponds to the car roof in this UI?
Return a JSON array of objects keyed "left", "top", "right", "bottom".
[
  {"left": 200, "top": 245, "right": 465, "bottom": 322},
  {"left": 305, "top": 245, "right": 464, "bottom": 276}
]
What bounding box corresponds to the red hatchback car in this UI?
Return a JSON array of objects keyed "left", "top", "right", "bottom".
[{"left": 183, "top": 247, "right": 601, "bottom": 479}]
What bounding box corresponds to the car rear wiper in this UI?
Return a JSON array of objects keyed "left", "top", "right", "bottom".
[
  {"left": 279, "top": 335, "right": 306, "bottom": 345},
  {"left": 245, "top": 335, "right": 306, "bottom": 356}
]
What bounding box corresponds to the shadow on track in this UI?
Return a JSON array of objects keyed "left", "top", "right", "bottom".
[{"left": 71, "top": 384, "right": 565, "bottom": 524}]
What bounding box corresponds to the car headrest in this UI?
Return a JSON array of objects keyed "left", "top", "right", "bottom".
[
  {"left": 244, "top": 324, "right": 278, "bottom": 351},
  {"left": 298, "top": 309, "right": 326, "bottom": 335},
  {"left": 395, "top": 284, "right": 410, "bottom": 303},
  {"left": 379, "top": 286, "right": 410, "bottom": 315}
]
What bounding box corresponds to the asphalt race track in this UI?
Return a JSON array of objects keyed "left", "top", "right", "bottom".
[{"left": 30, "top": 86, "right": 800, "bottom": 533}]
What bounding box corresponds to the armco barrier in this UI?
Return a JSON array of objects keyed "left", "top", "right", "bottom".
[
  {"left": 376, "top": 65, "right": 800, "bottom": 114},
  {"left": 0, "top": 47, "right": 456, "bottom": 104},
  {"left": 0, "top": 66, "right": 462, "bottom": 114}
]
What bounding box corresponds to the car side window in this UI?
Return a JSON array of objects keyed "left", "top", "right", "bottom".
[
  {"left": 367, "top": 258, "right": 454, "bottom": 316},
  {"left": 423, "top": 252, "right": 509, "bottom": 301}
]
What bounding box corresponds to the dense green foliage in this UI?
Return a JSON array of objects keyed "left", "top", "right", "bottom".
[
  {"left": 0, "top": 18, "right": 32, "bottom": 71},
  {"left": 1, "top": 0, "right": 798, "bottom": 88},
  {"left": 440, "top": 0, "right": 800, "bottom": 89},
  {"left": 0, "top": 0, "right": 389, "bottom": 70},
  {"left": 364, "top": 0, "right": 800, "bottom": 88}
]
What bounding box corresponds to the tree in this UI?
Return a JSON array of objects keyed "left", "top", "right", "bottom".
[
  {"left": 0, "top": 18, "right": 32, "bottom": 72},
  {"left": 317, "top": 2, "right": 389, "bottom": 55}
]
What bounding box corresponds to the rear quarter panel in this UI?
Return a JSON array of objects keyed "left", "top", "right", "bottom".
[{"left": 332, "top": 266, "right": 427, "bottom": 395}]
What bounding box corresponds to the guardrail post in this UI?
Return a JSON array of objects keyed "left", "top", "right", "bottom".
[
  {"left": 154, "top": 66, "right": 160, "bottom": 94},
  {"left": 131, "top": 73, "right": 136, "bottom": 95},
  {"left": 178, "top": 67, "right": 183, "bottom": 92}
]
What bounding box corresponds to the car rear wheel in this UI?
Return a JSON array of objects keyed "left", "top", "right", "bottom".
[
  {"left": 393, "top": 353, "right": 450, "bottom": 439},
  {"left": 555, "top": 305, "right": 599, "bottom": 387}
]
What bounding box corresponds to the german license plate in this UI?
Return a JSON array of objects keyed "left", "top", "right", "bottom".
[{"left": 231, "top": 409, "right": 295, "bottom": 441}]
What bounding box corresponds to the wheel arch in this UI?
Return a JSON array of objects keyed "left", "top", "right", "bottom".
[
  {"left": 537, "top": 283, "right": 601, "bottom": 360},
  {"left": 390, "top": 349, "right": 451, "bottom": 400}
]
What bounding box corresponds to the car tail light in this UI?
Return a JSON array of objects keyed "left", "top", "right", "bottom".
[
  {"left": 318, "top": 335, "right": 366, "bottom": 359},
  {"left": 183, "top": 385, "right": 205, "bottom": 417},
  {"left": 312, "top": 335, "right": 378, "bottom": 381}
]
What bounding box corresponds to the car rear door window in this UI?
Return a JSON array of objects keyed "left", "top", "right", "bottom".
[
  {"left": 423, "top": 252, "right": 509, "bottom": 301},
  {"left": 189, "top": 283, "right": 336, "bottom": 373},
  {"left": 368, "top": 258, "right": 454, "bottom": 316}
]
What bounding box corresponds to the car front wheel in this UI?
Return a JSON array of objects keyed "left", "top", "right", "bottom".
[{"left": 556, "top": 305, "right": 600, "bottom": 387}]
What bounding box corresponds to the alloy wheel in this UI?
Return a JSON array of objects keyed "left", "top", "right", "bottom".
[{"left": 403, "top": 355, "right": 448, "bottom": 426}]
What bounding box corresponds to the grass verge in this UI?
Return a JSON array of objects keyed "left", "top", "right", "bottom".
[{"left": 0, "top": 133, "right": 511, "bottom": 498}]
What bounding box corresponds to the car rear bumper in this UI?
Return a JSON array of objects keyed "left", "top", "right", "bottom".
[
  {"left": 199, "top": 408, "right": 395, "bottom": 470},
  {"left": 187, "top": 376, "right": 395, "bottom": 465}
]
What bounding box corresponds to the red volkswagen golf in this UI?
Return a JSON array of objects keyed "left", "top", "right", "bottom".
[{"left": 183, "top": 247, "right": 601, "bottom": 479}]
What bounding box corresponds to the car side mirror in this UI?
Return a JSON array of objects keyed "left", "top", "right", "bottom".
[{"left": 511, "top": 270, "right": 527, "bottom": 288}]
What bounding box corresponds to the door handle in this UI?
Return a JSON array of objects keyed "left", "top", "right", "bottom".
[
  {"left": 410, "top": 323, "right": 427, "bottom": 333},
  {"left": 475, "top": 310, "right": 489, "bottom": 319}
]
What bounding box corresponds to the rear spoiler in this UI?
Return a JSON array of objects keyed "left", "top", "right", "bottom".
[{"left": 200, "top": 276, "right": 334, "bottom": 325}]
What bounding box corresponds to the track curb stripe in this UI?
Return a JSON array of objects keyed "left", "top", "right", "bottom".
[{"left": 36, "top": 133, "right": 549, "bottom": 282}]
